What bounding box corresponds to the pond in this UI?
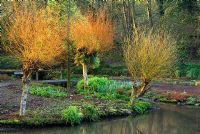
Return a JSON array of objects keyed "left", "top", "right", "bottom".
[{"left": 2, "top": 103, "right": 200, "bottom": 134}]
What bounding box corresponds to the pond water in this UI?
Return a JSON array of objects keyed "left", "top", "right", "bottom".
[{"left": 2, "top": 103, "right": 200, "bottom": 134}]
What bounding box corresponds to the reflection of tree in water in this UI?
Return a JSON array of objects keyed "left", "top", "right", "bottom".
[
  {"left": 127, "top": 104, "right": 200, "bottom": 134},
  {"left": 81, "top": 104, "right": 200, "bottom": 134},
  {"left": 14, "top": 104, "right": 200, "bottom": 134}
]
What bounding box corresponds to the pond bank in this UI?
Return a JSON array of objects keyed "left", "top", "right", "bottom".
[
  {"left": 1, "top": 79, "right": 200, "bottom": 130},
  {"left": 0, "top": 99, "right": 153, "bottom": 130},
  {"left": 2, "top": 103, "right": 200, "bottom": 134},
  {"left": 0, "top": 97, "right": 133, "bottom": 128},
  {"left": 143, "top": 87, "right": 200, "bottom": 106},
  {"left": 0, "top": 81, "right": 152, "bottom": 129}
]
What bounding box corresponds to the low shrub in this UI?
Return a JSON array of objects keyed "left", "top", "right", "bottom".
[
  {"left": 133, "top": 100, "right": 152, "bottom": 114},
  {"left": 77, "top": 77, "right": 132, "bottom": 101},
  {"left": 82, "top": 104, "right": 99, "bottom": 121},
  {"left": 186, "top": 97, "right": 198, "bottom": 105},
  {"left": 62, "top": 106, "right": 82, "bottom": 125},
  {"left": 30, "top": 83, "right": 67, "bottom": 97},
  {"left": 77, "top": 77, "right": 132, "bottom": 94},
  {"left": 77, "top": 77, "right": 111, "bottom": 93}
]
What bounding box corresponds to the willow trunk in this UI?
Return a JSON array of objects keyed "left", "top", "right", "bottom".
[
  {"left": 130, "top": 82, "right": 148, "bottom": 105},
  {"left": 82, "top": 63, "right": 88, "bottom": 91},
  {"left": 19, "top": 73, "right": 31, "bottom": 116}
]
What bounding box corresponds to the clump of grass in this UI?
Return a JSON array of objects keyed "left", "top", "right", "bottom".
[
  {"left": 133, "top": 100, "right": 152, "bottom": 114},
  {"left": 77, "top": 77, "right": 111, "bottom": 93},
  {"left": 77, "top": 77, "right": 132, "bottom": 94},
  {"left": 62, "top": 106, "right": 82, "bottom": 126},
  {"left": 186, "top": 97, "right": 198, "bottom": 105},
  {"left": 77, "top": 77, "right": 132, "bottom": 101},
  {"left": 82, "top": 103, "right": 99, "bottom": 122},
  {"left": 30, "top": 83, "right": 67, "bottom": 97}
]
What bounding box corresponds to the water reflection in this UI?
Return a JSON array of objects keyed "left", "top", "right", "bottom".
[{"left": 2, "top": 104, "right": 200, "bottom": 134}]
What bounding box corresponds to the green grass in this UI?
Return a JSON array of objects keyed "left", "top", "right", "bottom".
[
  {"left": 82, "top": 103, "right": 99, "bottom": 121},
  {"left": 77, "top": 77, "right": 111, "bottom": 93},
  {"left": 93, "top": 92, "right": 130, "bottom": 101},
  {"left": 0, "top": 100, "right": 133, "bottom": 126},
  {"left": 62, "top": 106, "right": 82, "bottom": 125},
  {"left": 133, "top": 100, "right": 152, "bottom": 114},
  {"left": 76, "top": 77, "right": 132, "bottom": 101},
  {"left": 186, "top": 97, "right": 198, "bottom": 105},
  {"left": 30, "top": 83, "right": 67, "bottom": 97},
  {"left": 0, "top": 119, "right": 21, "bottom": 125}
]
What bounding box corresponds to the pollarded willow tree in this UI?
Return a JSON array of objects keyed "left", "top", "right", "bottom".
[
  {"left": 3, "top": 2, "right": 65, "bottom": 116},
  {"left": 71, "top": 11, "right": 114, "bottom": 91},
  {"left": 123, "top": 29, "right": 177, "bottom": 103}
]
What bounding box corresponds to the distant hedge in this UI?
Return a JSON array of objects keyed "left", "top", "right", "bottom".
[
  {"left": 175, "top": 62, "right": 200, "bottom": 79},
  {"left": 0, "top": 56, "right": 21, "bottom": 69}
]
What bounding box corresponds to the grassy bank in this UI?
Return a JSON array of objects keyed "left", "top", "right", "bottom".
[
  {"left": 0, "top": 100, "right": 152, "bottom": 128},
  {"left": 1, "top": 77, "right": 200, "bottom": 129},
  {"left": 0, "top": 101, "right": 130, "bottom": 127},
  {"left": 0, "top": 81, "right": 152, "bottom": 128}
]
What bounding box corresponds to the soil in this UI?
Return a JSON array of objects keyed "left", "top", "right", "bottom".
[
  {"left": 151, "top": 83, "right": 200, "bottom": 98},
  {"left": 0, "top": 80, "right": 87, "bottom": 119}
]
